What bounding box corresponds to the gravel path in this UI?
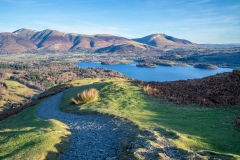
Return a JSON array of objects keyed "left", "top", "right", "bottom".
[{"left": 35, "top": 92, "right": 136, "bottom": 160}]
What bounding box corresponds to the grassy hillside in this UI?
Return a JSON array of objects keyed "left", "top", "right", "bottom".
[
  {"left": 0, "top": 104, "right": 70, "bottom": 160},
  {"left": 60, "top": 81, "right": 240, "bottom": 159},
  {"left": 0, "top": 80, "right": 40, "bottom": 112}
]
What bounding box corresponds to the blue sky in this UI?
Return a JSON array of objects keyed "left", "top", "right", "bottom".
[{"left": 1, "top": 0, "right": 240, "bottom": 44}]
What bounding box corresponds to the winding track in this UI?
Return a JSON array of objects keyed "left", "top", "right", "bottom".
[{"left": 35, "top": 92, "right": 135, "bottom": 160}]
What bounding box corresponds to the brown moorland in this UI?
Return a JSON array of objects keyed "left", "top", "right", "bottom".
[{"left": 139, "top": 70, "right": 240, "bottom": 107}]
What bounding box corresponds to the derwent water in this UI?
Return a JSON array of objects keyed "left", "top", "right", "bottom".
[{"left": 77, "top": 62, "right": 232, "bottom": 82}]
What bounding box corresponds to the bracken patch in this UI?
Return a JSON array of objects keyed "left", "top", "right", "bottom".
[{"left": 139, "top": 70, "right": 240, "bottom": 107}]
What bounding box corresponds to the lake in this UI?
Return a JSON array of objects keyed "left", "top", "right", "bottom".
[{"left": 77, "top": 62, "right": 233, "bottom": 82}]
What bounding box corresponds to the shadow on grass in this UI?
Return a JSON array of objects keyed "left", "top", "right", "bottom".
[
  {"left": 0, "top": 132, "right": 70, "bottom": 160},
  {"left": 0, "top": 141, "right": 39, "bottom": 159},
  {"left": 45, "top": 135, "right": 70, "bottom": 160},
  {"left": 0, "top": 105, "right": 71, "bottom": 160},
  {"left": 197, "top": 151, "right": 236, "bottom": 160},
  {"left": 156, "top": 128, "right": 179, "bottom": 139},
  {"left": 140, "top": 98, "right": 240, "bottom": 156}
]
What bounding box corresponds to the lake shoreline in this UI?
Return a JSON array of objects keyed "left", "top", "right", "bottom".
[{"left": 77, "top": 61, "right": 233, "bottom": 82}]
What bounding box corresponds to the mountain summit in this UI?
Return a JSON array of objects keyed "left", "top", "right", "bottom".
[
  {"left": 0, "top": 29, "right": 197, "bottom": 53},
  {"left": 133, "top": 34, "right": 196, "bottom": 47}
]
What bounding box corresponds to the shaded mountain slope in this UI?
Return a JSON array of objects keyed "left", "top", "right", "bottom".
[
  {"left": 31, "top": 29, "right": 73, "bottom": 51},
  {"left": 70, "top": 34, "right": 134, "bottom": 50}
]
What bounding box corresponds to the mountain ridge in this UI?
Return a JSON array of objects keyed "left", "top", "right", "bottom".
[
  {"left": 0, "top": 28, "right": 197, "bottom": 53},
  {"left": 133, "top": 33, "right": 197, "bottom": 47}
]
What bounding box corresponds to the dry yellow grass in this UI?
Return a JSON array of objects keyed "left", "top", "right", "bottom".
[
  {"left": 68, "top": 78, "right": 100, "bottom": 86},
  {"left": 0, "top": 87, "right": 7, "bottom": 95},
  {"left": 143, "top": 84, "right": 151, "bottom": 93},
  {"left": 71, "top": 88, "right": 99, "bottom": 104}
]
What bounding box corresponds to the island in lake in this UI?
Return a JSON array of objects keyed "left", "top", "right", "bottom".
[
  {"left": 194, "top": 64, "right": 218, "bottom": 69},
  {"left": 136, "top": 63, "right": 157, "bottom": 68}
]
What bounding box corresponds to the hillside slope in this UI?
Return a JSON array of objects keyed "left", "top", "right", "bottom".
[
  {"left": 133, "top": 33, "right": 197, "bottom": 47},
  {"left": 0, "top": 28, "right": 197, "bottom": 53},
  {"left": 0, "top": 29, "right": 147, "bottom": 53},
  {"left": 0, "top": 80, "right": 40, "bottom": 112},
  {"left": 140, "top": 70, "right": 240, "bottom": 106},
  {"left": 94, "top": 42, "right": 163, "bottom": 54},
  {"left": 60, "top": 78, "right": 240, "bottom": 159}
]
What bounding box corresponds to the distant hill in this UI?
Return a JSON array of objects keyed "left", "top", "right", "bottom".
[
  {"left": 199, "top": 43, "right": 240, "bottom": 48},
  {"left": 94, "top": 42, "right": 163, "bottom": 54},
  {"left": 0, "top": 28, "right": 197, "bottom": 53},
  {"left": 133, "top": 33, "right": 197, "bottom": 47}
]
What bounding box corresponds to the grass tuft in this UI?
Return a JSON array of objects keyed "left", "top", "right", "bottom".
[
  {"left": 71, "top": 88, "right": 99, "bottom": 104},
  {"left": 143, "top": 84, "right": 158, "bottom": 95},
  {"left": 143, "top": 85, "right": 151, "bottom": 94}
]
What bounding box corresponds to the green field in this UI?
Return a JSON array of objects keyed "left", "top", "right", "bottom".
[
  {"left": 0, "top": 80, "right": 40, "bottom": 112},
  {"left": 68, "top": 78, "right": 100, "bottom": 86},
  {"left": 60, "top": 81, "right": 240, "bottom": 159},
  {"left": 0, "top": 104, "right": 70, "bottom": 160},
  {"left": 0, "top": 53, "right": 113, "bottom": 64}
]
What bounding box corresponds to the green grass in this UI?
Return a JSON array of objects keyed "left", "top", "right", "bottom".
[
  {"left": 68, "top": 78, "right": 100, "bottom": 86},
  {"left": 103, "top": 77, "right": 128, "bottom": 82},
  {"left": 0, "top": 53, "right": 100, "bottom": 63},
  {"left": 0, "top": 80, "right": 40, "bottom": 112},
  {"left": 4, "top": 80, "right": 39, "bottom": 95},
  {"left": 0, "top": 104, "right": 70, "bottom": 160},
  {"left": 60, "top": 81, "right": 240, "bottom": 158}
]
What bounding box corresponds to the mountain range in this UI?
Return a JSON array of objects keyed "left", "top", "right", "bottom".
[{"left": 0, "top": 28, "right": 197, "bottom": 54}]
